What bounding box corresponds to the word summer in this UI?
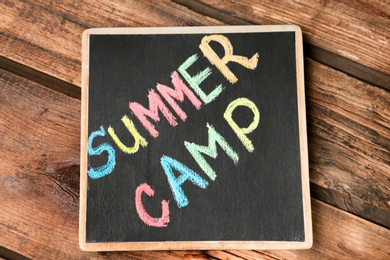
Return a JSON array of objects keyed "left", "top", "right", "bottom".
[{"left": 88, "top": 34, "right": 261, "bottom": 227}]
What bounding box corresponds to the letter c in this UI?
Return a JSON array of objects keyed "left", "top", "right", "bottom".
[{"left": 135, "top": 183, "right": 170, "bottom": 227}]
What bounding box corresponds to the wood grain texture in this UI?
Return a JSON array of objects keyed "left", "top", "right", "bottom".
[
  {"left": 179, "top": 0, "right": 390, "bottom": 80},
  {"left": 303, "top": 43, "right": 390, "bottom": 91},
  {"left": 1, "top": 0, "right": 390, "bottom": 258},
  {"left": 306, "top": 59, "right": 390, "bottom": 228},
  {"left": 0, "top": 56, "right": 80, "bottom": 99},
  {"left": 0, "top": 246, "right": 30, "bottom": 260},
  {"left": 0, "top": 0, "right": 223, "bottom": 87}
]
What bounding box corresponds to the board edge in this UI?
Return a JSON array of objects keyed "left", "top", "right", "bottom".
[
  {"left": 79, "top": 28, "right": 91, "bottom": 251},
  {"left": 79, "top": 240, "right": 313, "bottom": 251},
  {"left": 79, "top": 25, "right": 313, "bottom": 251},
  {"left": 85, "top": 24, "right": 301, "bottom": 35},
  {"left": 295, "top": 26, "right": 313, "bottom": 249}
]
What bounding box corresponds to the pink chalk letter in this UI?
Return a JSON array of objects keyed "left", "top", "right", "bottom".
[
  {"left": 135, "top": 183, "right": 170, "bottom": 227},
  {"left": 157, "top": 71, "right": 202, "bottom": 121},
  {"left": 130, "top": 89, "right": 177, "bottom": 138}
]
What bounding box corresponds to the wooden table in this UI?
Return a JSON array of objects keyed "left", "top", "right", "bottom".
[{"left": 1, "top": 1, "right": 389, "bottom": 259}]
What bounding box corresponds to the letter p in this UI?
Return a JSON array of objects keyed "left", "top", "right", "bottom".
[{"left": 224, "top": 97, "right": 260, "bottom": 152}]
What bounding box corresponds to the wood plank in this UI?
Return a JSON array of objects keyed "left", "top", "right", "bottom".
[
  {"left": 175, "top": 0, "right": 390, "bottom": 83},
  {"left": 0, "top": 0, "right": 223, "bottom": 88},
  {"left": 0, "top": 56, "right": 80, "bottom": 99},
  {"left": 1, "top": 58, "right": 389, "bottom": 258},
  {"left": 208, "top": 250, "right": 278, "bottom": 259},
  {"left": 183, "top": 252, "right": 215, "bottom": 260},
  {"left": 305, "top": 58, "right": 390, "bottom": 228},
  {"left": 303, "top": 43, "right": 390, "bottom": 92},
  {"left": 0, "top": 246, "right": 29, "bottom": 260}
]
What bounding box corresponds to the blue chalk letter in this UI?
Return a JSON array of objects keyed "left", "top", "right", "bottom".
[
  {"left": 161, "top": 155, "right": 208, "bottom": 208},
  {"left": 88, "top": 125, "right": 116, "bottom": 179}
]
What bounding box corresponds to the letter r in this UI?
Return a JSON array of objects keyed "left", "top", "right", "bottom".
[{"left": 199, "top": 34, "right": 259, "bottom": 84}]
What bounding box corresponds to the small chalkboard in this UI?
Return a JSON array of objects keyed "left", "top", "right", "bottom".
[{"left": 80, "top": 25, "right": 312, "bottom": 251}]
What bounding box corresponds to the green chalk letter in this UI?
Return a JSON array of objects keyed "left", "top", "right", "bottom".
[
  {"left": 185, "top": 123, "right": 239, "bottom": 181},
  {"left": 178, "top": 54, "right": 224, "bottom": 104}
]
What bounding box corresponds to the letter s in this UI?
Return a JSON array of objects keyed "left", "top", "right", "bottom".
[{"left": 88, "top": 125, "right": 116, "bottom": 179}]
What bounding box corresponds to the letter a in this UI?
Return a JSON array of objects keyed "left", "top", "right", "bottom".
[{"left": 161, "top": 155, "right": 208, "bottom": 208}]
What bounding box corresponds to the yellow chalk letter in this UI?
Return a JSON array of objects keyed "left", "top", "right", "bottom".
[
  {"left": 224, "top": 97, "right": 260, "bottom": 152},
  {"left": 199, "top": 34, "right": 259, "bottom": 84},
  {"left": 108, "top": 115, "right": 148, "bottom": 154}
]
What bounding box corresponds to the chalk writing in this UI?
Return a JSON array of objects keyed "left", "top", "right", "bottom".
[
  {"left": 178, "top": 54, "right": 224, "bottom": 104},
  {"left": 129, "top": 89, "right": 178, "bottom": 138},
  {"left": 88, "top": 126, "right": 116, "bottom": 179},
  {"left": 135, "top": 183, "right": 170, "bottom": 227},
  {"left": 108, "top": 115, "right": 148, "bottom": 154},
  {"left": 224, "top": 98, "right": 260, "bottom": 152},
  {"left": 88, "top": 33, "right": 260, "bottom": 226},
  {"left": 184, "top": 123, "right": 239, "bottom": 181},
  {"left": 161, "top": 155, "right": 209, "bottom": 208},
  {"left": 199, "top": 34, "right": 259, "bottom": 84},
  {"left": 156, "top": 71, "right": 202, "bottom": 121}
]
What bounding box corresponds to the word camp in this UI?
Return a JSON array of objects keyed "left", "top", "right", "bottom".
[{"left": 88, "top": 34, "right": 261, "bottom": 227}]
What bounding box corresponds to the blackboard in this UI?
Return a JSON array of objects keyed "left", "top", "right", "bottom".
[{"left": 80, "top": 25, "right": 312, "bottom": 251}]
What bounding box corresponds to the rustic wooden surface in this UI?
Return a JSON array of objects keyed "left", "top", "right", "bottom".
[{"left": 1, "top": 0, "right": 389, "bottom": 259}]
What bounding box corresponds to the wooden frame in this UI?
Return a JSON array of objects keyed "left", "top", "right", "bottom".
[{"left": 80, "top": 25, "right": 312, "bottom": 251}]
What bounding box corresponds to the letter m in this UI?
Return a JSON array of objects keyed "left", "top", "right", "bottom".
[
  {"left": 184, "top": 123, "right": 239, "bottom": 181},
  {"left": 157, "top": 71, "right": 202, "bottom": 122},
  {"left": 129, "top": 89, "right": 177, "bottom": 138}
]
